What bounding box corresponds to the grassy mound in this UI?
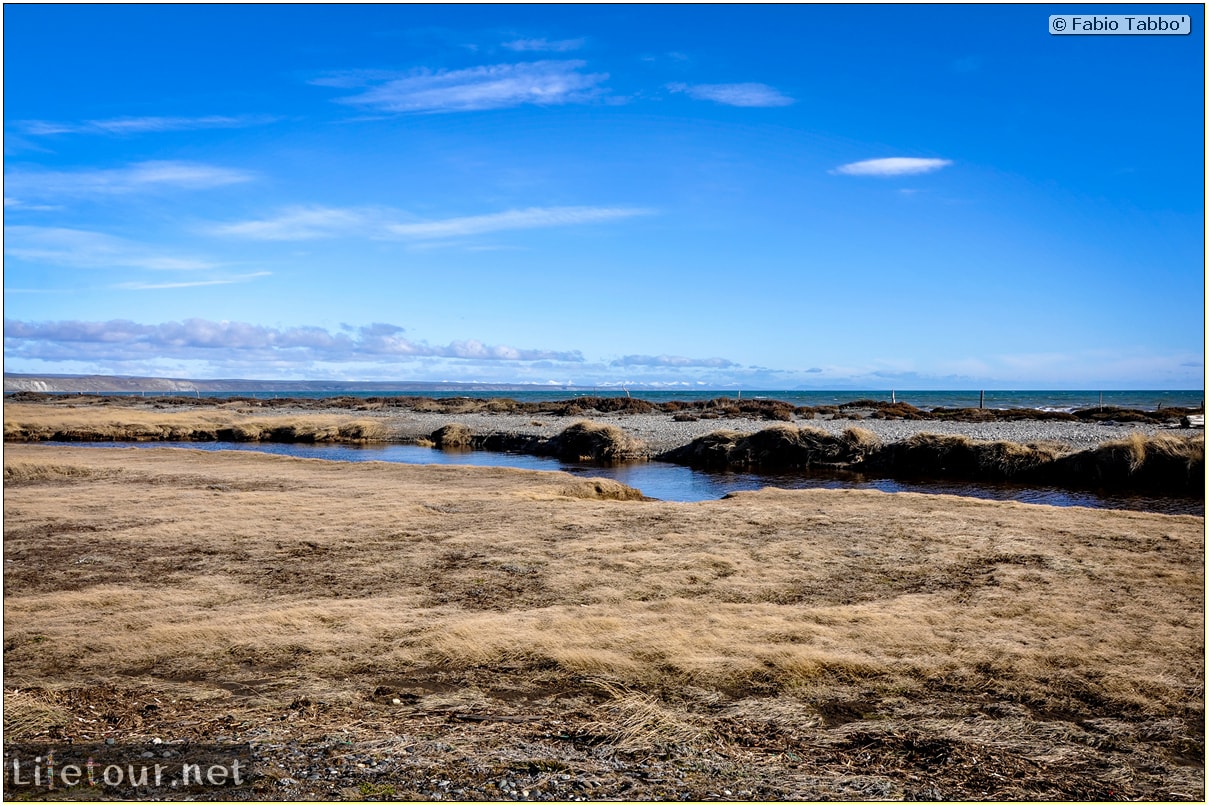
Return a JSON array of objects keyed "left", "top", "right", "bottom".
[
  {"left": 870, "top": 434, "right": 1066, "bottom": 481},
  {"left": 560, "top": 478, "right": 649, "bottom": 501},
  {"left": 424, "top": 420, "right": 648, "bottom": 464},
  {"left": 660, "top": 426, "right": 1203, "bottom": 495},
  {"left": 549, "top": 420, "right": 647, "bottom": 463},
  {"left": 4, "top": 461, "right": 114, "bottom": 485},
  {"left": 659, "top": 426, "right": 875, "bottom": 470},
  {"left": 1041, "top": 433, "right": 1205, "bottom": 494},
  {"left": 431, "top": 423, "right": 474, "bottom": 449}
]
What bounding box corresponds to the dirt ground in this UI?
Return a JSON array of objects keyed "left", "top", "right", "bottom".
[{"left": 3, "top": 444, "right": 1204, "bottom": 801}]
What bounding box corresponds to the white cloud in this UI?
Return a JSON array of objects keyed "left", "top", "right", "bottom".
[
  {"left": 610, "top": 354, "right": 738, "bottom": 369},
  {"left": 211, "top": 207, "right": 380, "bottom": 241},
  {"left": 115, "top": 272, "right": 271, "bottom": 290},
  {"left": 6, "top": 160, "right": 254, "bottom": 199},
  {"left": 387, "top": 206, "right": 651, "bottom": 239},
  {"left": 832, "top": 158, "right": 953, "bottom": 176},
  {"left": 14, "top": 121, "right": 78, "bottom": 136},
  {"left": 214, "top": 205, "right": 651, "bottom": 241},
  {"left": 667, "top": 82, "right": 793, "bottom": 107},
  {"left": 14, "top": 115, "right": 277, "bottom": 136},
  {"left": 328, "top": 61, "right": 608, "bottom": 113},
  {"left": 5, "top": 226, "right": 220, "bottom": 271},
  {"left": 501, "top": 37, "right": 585, "bottom": 52},
  {"left": 3, "top": 197, "right": 60, "bottom": 211}
]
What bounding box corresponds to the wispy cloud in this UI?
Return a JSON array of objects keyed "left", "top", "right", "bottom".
[
  {"left": 5, "top": 226, "right": 221, "bottom": 271},
  {"left": 4, "top": 319, "right": 585, "bottom": 364},
  {"left": 832, "top": 158, "right": 953, "bottom": 177},
  {"left": 213, "top": 205, "right": 652, "bottom": 241},
  {"left": 115, "top": 272, "right": 271, "bottom": 290},
  {"left": 6, "top": 160, "right": 254, "bottom": 199},
  {"left": 667, "top": 82, "right": 793, "bottom": 107},
  {"left": 3, "top": 197, "right": 61, "bottom": 211},
  {"left": 610, "top": 354, "right": 738, "bottom": 369},
  {"left": 211, "top": 206, "right": 382, "bottom": 241},
  {"left": 321, "top": 61, "right": 608, "bottom": 113},
  {"left": 14, "top": 114, "right": 277, "bottom": 136},
  {"left": 387, "top": 206, "right": 651, "bottom": 239},
  {"left": 501, "top": 37, "right": 585, "bottom": 52}
]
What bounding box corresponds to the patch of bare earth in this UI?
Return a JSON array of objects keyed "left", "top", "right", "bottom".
[{"left": 3, "top": 444, "right": 1203, "bottom": 800}]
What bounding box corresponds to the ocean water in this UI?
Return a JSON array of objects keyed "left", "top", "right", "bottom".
[{"left": 91, "top": 389, "right": 1204, "bottom": 411}]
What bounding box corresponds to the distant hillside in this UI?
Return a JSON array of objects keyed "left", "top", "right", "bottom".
[{"left": 3, "top": 373, "right": 583, "bottom": 394}]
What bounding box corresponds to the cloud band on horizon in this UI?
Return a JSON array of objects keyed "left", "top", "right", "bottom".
[{"left": 4, "top": 318, "right": 586, "bottom": 365}]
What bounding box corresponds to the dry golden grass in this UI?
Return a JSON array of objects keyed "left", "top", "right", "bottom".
[
  {"left": 2, "top": 689, "right": 74, "bottom": 741},
  {"left": 585, "top": 681, "right": 708, "bottom": 753},
  {"left": 3, "top": 459, "right": 115, "bottom": 484},
  {"left": 3, "top": 444, "right": 1203, "bottom": 799},
  {"left": 550, "top": 419, "right": 646, "bottom": 461},
  {"left": 1113, "top": 431, "right": 1204, "bottom": 472},
  {"left": 3, "top": 402, "right": 391, "bottom": 443},
  {"left": 430, "top": 422, "right": 474, "bottom": 448}
]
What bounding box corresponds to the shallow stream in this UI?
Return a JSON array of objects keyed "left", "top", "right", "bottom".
[{"left": 43, "top": 441, "right": 1203, "bottom": 516}]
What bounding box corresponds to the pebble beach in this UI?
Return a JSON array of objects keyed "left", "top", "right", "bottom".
[{"left": 338, "top": 406, "right": 1186, "bottom": 454}]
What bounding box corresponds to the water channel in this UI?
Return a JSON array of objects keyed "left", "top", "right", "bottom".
[{"left": 43, "top": 441, "right": 1203, "bottom": 516}]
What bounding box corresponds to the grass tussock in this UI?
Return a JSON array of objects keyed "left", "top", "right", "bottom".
[
  {"left": 547, "top": 420, "right": 647, "bottom": 463},
  {"left": 841, "top": 426, "right": 882, "bottom": 457},
  {"left": 4, "top": 461, "right": 113, "bottom": 484},
  {"left": 586, "top": 682, "right": 708, "bottom": 753},
  {"left": 431, "top": 423, "right": 474, "bottom": 449},
  {"left": 560, "top": 478, "right": 648, "bottom": 501},
  {"left": 1042, "top": 432, "right": 1205, "bottom": 493},
  {"left": 2, "top": 689, "right": 73, "bottom": 740}
]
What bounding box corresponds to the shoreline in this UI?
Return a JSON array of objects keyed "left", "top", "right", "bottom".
[
  {"left": 5, "top": 392, "right": 1203, "bottom": 453},
  {"left": 5, "top": 384, "right": 1204, "bottom": 412},
  {"left": 5, "top": 398, "right": 1203, "bottom": 499}
]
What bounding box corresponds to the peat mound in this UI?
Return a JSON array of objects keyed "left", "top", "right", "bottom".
[
  {"left": 659, "top": 426, "right": 1204, "bottom": 496},
  {"left": 657, "top": 426, "right": 882, "bottom": 470},
  {"left": 429, "top": 421, "right": 649, "bottom": 464}
]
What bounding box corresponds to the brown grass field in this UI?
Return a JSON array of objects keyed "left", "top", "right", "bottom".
[
  {"left": 3, "top": 402, "right": 392, "bottom": 444},
  {"left": 3, "top": 443, "right": 1204, "bottom": 800}
]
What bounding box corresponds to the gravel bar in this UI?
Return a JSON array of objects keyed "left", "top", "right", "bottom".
[{"left": 309, "top": 408, "right": 1188, "bottom": 453}]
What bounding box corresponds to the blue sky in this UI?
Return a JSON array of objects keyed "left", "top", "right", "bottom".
[{"left": 4, "top": 4, "right": 1204, "bottom": 389}]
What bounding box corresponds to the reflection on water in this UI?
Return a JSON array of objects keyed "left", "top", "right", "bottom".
[{"left": 43, "top": 441, "right": 1203, "bottom": 516}]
